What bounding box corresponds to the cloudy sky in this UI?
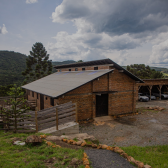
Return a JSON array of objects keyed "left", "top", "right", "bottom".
[{"left": 1, "top": 0, "right": 168, "bottom": 67}]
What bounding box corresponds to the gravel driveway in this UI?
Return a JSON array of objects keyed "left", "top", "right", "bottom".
[
  {"left": 80, "top": 100, "right": 168, "bottom": 147},
  {"left": 85, "top": 149, "right": 135, "bottom": 168}
]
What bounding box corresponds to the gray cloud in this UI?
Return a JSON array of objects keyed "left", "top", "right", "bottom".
[
  {"left": 52, "top": 0, "right": 168, "bottom": 35},
  {"left": 50, "top": 0, "right": 168, "bottom": 64}
]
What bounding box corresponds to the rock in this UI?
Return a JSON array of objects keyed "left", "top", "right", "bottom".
[
  {"left": 106, "top": 146, "right": 111, "bottom": 150},
  {"left": 67, "top": 140, "right": 71, "bottom": 144},
  {"left": 47, "top": 141, "right": 53, "bottom": 146},
  {"left": 11, "top": 137, "right": 22, "bottom": 144},
  {"left": 83, "top": 153, "right": 88, "bottom": 158},
  {"left": 130, "top": 157, "right": 136, "bottom": 163},
  {"left": 126, "top": 156, "right": 132, "bottom": 162},
  {"left": 116, "top": 149, "right": 124, "bottom": 154},
  {"left": 81, "top": 142, "right": 86, "bottom": 147},
  {"left": 102, "top": 144, "right": 108, "bottom": 149},
  {"left": 72, "top": 141, "right": 77, "bottom": 145},
  {"left": 92, "top": 144, "right": 97, "bottom": 148},
  {"left": 134, "top": 160, "right": 140, "bottom": 166},
  {"left": 62, "top": 138, "right": 67, "bottom": 142},
  {"left": 26, "top": 135, "right": 42, "bottom": 145},
  {"left": 121, "top": 153, "right": 129, "bottom": 159},
  {"left": 85, "top": 165, "right": 90, "bottom": 168},
  {"left": 113, "top": 147, "right": 120, "bottom": 152},
  {"left": 70, "top": 158, "right": 79, "bottom": 165},
  {"left": 69, "top": 139, "right": 74, "bottom": 144},
  {"left": 13, "top": 141, "right": 25, "bottom": 146},
  {"left": 61, "top": 133, "right": 96, "bottom": 142},
  {"left": 46, "top": 136, "right": 62, "bottom": 141},
  {"left": 76, "top": 141, "right": 83, "bottom": 146},
  {"left": 83, "top": 158, "right": 89, "bottom": 165},
  {"left": 40, "top": 134, "right": 46, "bottom": 139},
  {"left": 144, "top": 165, "right": 152, "bottom": 168},
  {"left": 138, "top": 162, "right": 144, "bottom": 168},
  {"left": 97, "top": 144, "right": 102, "bottom": 149}
]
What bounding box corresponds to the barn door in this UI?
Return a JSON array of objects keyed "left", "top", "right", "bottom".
[
  {"left": 40, "top": 94, "right": 44, "bottom": 110},
  {"left": 96, "top": 94, "right": 108, "bottom": 117}
]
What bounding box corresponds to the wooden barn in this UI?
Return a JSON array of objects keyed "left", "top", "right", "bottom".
[{"left": 22, "top": 59, "right": 143, "bottom": 121}]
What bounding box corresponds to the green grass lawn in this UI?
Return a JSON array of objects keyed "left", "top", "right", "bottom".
[
  {"left": 121, "top": 145, "right": 168, "bottom": 168},
  {"left": 0, "top": 131, "right": 85, "bottom": 168}
]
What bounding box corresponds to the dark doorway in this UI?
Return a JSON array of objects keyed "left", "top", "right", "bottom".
[
  {"left": 40, "top": 94, "right": 44, "bottom": 110},
  {"left": 96, "top": 94, "right": 108, "bottom": 117}
]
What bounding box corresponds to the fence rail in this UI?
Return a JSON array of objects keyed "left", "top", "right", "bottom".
[{"left": 0, "top": 101, "right": 77, "bottom": 133}]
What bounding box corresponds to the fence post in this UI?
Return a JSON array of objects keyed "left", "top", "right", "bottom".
[
  {"left": 56, "top": 107, "right": 58, "bottom": 130},
  {"left": 35, "top": 108, "right": 38, "bottom": 133},
  {"left": 75, "top": 103, "right": 78, "bottom": 122}
]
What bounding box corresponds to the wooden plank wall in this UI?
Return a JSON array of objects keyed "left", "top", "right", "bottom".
[{"left": 0, "top": 101, "right": 77, "bottom": 133}]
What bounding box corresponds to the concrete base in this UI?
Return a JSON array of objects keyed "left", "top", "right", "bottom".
[
  {"left": 94, "top": 116, "right": 114, "bottom": 122},
  {"left": 39, "top": 121, "right": 79, "bottom": 136}
]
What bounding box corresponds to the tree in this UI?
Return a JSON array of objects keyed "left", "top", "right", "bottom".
[
  {"left": 77, "top": 60, "right": 83, "bottom": 62},
  {"left": 126, "top": 64, "right": 164, "bottom": 79},
  {"left": 3, "top": 84, "right": 29, "bottom": 133},
  {"left": 22, "top": 42, "right": 52, "bottom": 84}
]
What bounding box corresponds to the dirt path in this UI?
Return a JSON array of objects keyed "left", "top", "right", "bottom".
[{"left": 80, "top": 101, "right": 168, "bottom": 147}]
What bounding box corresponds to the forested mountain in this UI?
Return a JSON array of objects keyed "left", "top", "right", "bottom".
[
  {"left": 0, "top": 50, "right": 75, "bottom": 86},
  {"left": 0, "top": 51, "right": 27, "bottom": 86}
]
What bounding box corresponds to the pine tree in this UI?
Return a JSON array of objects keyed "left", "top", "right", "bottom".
[
  {"left": 22, "top": 42, "right": 52, "bottom": 84},
  {"left": 2, "top": 84, "right": 30, "bottom": 133}
]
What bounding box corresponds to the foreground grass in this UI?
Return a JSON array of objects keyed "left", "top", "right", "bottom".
[
  {"left": 0, "top": 131, "right": 84, "bottom": 168},
  {"left": 121, "top": 145, "right": 168, "bottom": 168}
]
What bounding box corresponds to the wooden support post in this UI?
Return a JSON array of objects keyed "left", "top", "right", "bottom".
[
  {"left": 157, "top": 85, "right": 162, "bottom": 100},
  {"left": 56, "top": 108, "right": 58, "bottom": 130},
  {"left": 147, "top": 85, "right": 153, "bottom": 101},
  {"left": 75, "top": 103, "right": 78, "bottom": 122},
  {"left": 35, "top": 110, "right": 38, "bottom": 133},
  {"left": 138, "top": 86, "right": 141, "bottom": 91}
]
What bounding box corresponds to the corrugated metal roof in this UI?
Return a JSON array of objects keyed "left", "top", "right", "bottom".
[
  {"left": 54, "top": 58, "right": 144, "bottom": 83},
  {"left": 22, "top": 69, "right": 113, "bottom": 98}
]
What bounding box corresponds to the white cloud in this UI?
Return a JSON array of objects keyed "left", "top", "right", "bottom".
[
  {"left": 0, "top": 24, "right": 8, "bottom": 35},
  {"left": 149, "top": 39, "right": 168, "bottom": 65},
  {"left": 26, "top": 0, "right": 38, "bottom": 4},
  {"left": 50, "top": 0, "right": 168, "bottom": 64}
]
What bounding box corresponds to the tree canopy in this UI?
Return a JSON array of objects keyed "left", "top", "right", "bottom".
[
  {"left": 126, "top": 64, "right": 164, "bottom": 79},
  {"left": 22, "top": 42, "right": 52, "bottom": 84}
]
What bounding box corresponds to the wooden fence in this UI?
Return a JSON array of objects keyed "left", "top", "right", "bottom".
[{"left": 0, "top": 101, "right": 77, "bottom": 133}]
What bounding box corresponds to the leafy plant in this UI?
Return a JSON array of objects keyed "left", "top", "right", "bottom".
[
  {"left": 127, "top": 64, "right": 164, "bottom": 79},
  {"left": 2, "top": 84, "right": 30, "bottom": 133}
]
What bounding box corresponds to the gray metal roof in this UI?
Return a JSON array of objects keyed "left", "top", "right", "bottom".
[
  {"left": 54, "top": 58, "right": 144, "bottom": 83},
  {"left": 22, "top": 69, "right": 113, "bottom": 98}
]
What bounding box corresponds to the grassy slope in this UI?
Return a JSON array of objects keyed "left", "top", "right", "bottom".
[
  {"left": 0, "top": 131, "right": 84, "bottom": 168},
  {"left": 121, "top": 146, "right": 168, "bottom": 168}
]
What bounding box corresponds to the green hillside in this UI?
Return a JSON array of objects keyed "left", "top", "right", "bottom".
[
  {"left": 0, "top": 51, "right": 27, "bottom": 86},
  {"left": 0, "top": 50, "right": 75, "bottom": 86}
]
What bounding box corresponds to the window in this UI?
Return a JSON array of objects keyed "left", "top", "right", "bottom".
[
  {"left": 69, "top": 69, "right": 71, "bottom": 71},
  {"left": 28, "top": 90, "right": 30, "bottom": 95},
  {"left": 75, "top": 68, "right": 78, "bottom": 71},
  {"left": 37, "top": 93, "right": 38, "bottom": 99},
  {"left": 94, "top": 67, "right": 98, "bottom": 70},
  {"left": 82, "top": 68, "right": 85, "bottom": 71},
  {"left": 60, "top": 69, "right": 62, "bottom": 72},
  {"left": 50, "top": 98, "right": 54, "bottom": 106},
  {"left": 45, "top": 96, "right": 47, "bottom": 100},
  {"left": 32, "top": 91, "right": 34, "bottom": 97}
]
